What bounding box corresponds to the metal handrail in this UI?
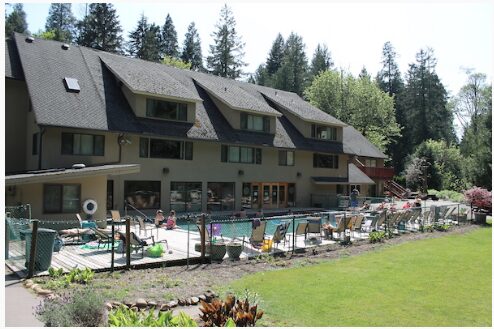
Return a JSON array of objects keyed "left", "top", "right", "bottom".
[{"left": 124, "top": 201, "right": 152, "bottom": 222}]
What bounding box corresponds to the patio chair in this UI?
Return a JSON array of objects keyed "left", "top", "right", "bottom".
[
  {"left": 306, "top": 217, "right": 323, "bottom": 240},
  {"left": 119, "top": 231, "right": 155, "bottom": 258},
  {"left": 352, "top": 214, "right": 364, "bottom": 238},
  {"left": 332, "top": 215, "right": 347, "bottom": 240},
  {"left": 407, "top": 209, "right": 422, "bottom": 232},
  {"left": 137, "top": 215, "right": 156, "bottom": 238},
  {"left": 110, "top": 210, "right": 138, "bottom": 230},
  {"left": 243, "top": 220, "right": 266, "bottom": 249},
  {"left": 272, "top": 221, "right": 291, "bottom": 248},
  {"left": 294, "top": 222, "right": 309, "bottom": 243},
  {"left": 374, "top": 210, "right": 388, "bottom": 231}
]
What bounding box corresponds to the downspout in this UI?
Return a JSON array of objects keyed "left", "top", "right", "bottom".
[{"left": 38, "top": 127, "right": 46, "bottom": 170}]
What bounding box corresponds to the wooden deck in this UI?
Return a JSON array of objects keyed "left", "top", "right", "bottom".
[{"left": 5, "top": 222, "right": 341, "bottom": 278}]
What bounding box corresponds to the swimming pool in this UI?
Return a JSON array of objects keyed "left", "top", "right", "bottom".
[{"left": 177, "top": 213, "right": 339, "bottom": 239}]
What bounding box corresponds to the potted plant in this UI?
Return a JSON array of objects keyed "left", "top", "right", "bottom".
[
  {"left": 209, "top": 241, "right": 226, "bottom": 261},
  {"left": 226, "top": 240, "right": 243, "bottom": 260},
  {"left": 464, "top": 187, "right": 492, "bottom": 225}
]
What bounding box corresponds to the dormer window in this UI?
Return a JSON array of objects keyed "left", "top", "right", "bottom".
[
  {"left": 240, "top": 113, "right": 270, "bottom": 133},
  {"left": 146, "top": 98, "right": 187, "bottom": 121},
  {"left": 311, "top": 124, "right": 337, "bottom": 141}
]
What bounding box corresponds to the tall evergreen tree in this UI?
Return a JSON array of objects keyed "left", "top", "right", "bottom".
[
  {"left": 207, "top": 4, "right": 246, "bottom": 79},
  {"left": 254, "top": 64, "right": 268, "bottom": 85},
  {"left": 76, "top": 3, "right": 123, "bottom": 53},
  {"left": 376, "top": 42, "right": 404, "bottom": 97},
  {"left": 309, "top": 43, "right": 333, "bottom": 79},
  {"left": 401, "top": 48, "right": 456, "bottom": 149},
  {"left": 181, "top": 22, "right": 203, "bottom": 71},
  {"left": 5, "top": 3, "right": 28, "bottom": 37},
  {"left": 161, "top": 14, "right": 179, "bottom": 58},
  {"left": 45, "top": 3, "right": 76, "bottom": 42},
  {"left": 376, "top": 41, "right": 406, "bottom": 172},
  {"left": 127, "top": 14, "right": 161, "bottom": 61},
  {"left": 265, "top": 33, "right": 285, "bottom": 76},
  {"left": 272, "top": 32, "right": 308, "bottom": 96}
]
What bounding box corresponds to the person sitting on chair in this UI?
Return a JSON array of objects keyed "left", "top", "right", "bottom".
[
  {"left": 165, "top": 210, "right": 178, "bottom": 230},
  {"left": 154, "top": 209, "right": 165, "bottom": 228}
]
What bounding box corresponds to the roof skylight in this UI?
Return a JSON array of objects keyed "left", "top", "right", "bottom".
[{"left": 63, "top": 77, "right": 80, "bottom": 93}]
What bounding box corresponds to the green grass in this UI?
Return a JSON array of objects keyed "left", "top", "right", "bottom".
[{"left": 227, "top": 228, "right": 492, "bottom": 326}]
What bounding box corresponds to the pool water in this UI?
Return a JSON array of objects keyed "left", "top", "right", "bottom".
[{"left": 177, "top": 214, "right": 338, "bottom": 239}]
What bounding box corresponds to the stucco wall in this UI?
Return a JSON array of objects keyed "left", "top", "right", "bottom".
[
  {"left": 41, "top": 127, "right": 120, "bottom": 169},
  {"left": 6, "top": 175, "right": 108, "bottom": 221}
]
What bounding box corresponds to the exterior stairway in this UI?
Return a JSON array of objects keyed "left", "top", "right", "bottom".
[{"left": 384, "top": 180, "right": 409, "bottom": 199}]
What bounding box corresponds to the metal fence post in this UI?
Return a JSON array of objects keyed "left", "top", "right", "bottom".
[
  {"left": 457, "top": 203, "right": 460, "bottom": 226},
  {"left": 200, "top": 214, "right": 206, "bottom": 263},
  {"left": 111, "top": 222, "right": 115, "bottom": 272},
  {"left": 186, "top": 215, "right": 190, "bottom": 269},
  {"left": 125, "top": 216, "right": 130, "bottom": 269},
  {"left": 5, "top": 218, "right": 9, "bottom": 260},
  {"left": 291, "top": 214, "right": 295, "bottom": 255},
  {"left": 27, "top": 220, "right": 39, "bottom": 279}
]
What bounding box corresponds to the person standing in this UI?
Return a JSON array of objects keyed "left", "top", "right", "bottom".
[{"left": 350, "top": 188, "right": 359, "bottom": 209}]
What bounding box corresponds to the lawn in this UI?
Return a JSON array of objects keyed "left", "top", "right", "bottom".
[{"left": 226, "top": 227, "right": 492, "bottom": 326}]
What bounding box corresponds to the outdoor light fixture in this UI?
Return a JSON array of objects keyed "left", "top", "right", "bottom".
[
  {"left": 238, "top": 169, "right": 244, "bottom": 176},
  {"left": 297, "top": 172, "right": 302, "bottom": 177},
  {"left": 162, "top": 167, "right": 170, "bottom": 174}
]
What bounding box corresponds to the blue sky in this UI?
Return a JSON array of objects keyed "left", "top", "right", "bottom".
[{"left": 8, "top": 1, "right": 494, "bottom": 97}]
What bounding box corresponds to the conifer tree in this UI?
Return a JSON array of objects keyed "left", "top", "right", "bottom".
[
  {"left": 310, "top": 43, "right": 333, "bottom": 79},
  {"left": 271, "top": 32, "right": 308, "bottom": 96},
  {"left": 265, "top": 33, "right": 285, "bottom": 76},
  {"left": 45, "top": 3, "right": 76, "bottom": 42},
  {"left": 161, "top": 14, "right": 179, "bottom": 58},
  {"left": 181, "top": 22, "right": 203, "bottom": 71},
  {"left": 76, "top": 3, "right": 123, "bottom": 53},
  {"left": 5, "top": 3, "right": 28, "bottom": 37},
  {"left": 401, "top": 48, "right": 456, "bottom": 150},
  {"left": 207, "top": 4, "right": 245, "bottom": 79},
  {"left": 127, "top": 14, "right": 161, "bottom": 61}
]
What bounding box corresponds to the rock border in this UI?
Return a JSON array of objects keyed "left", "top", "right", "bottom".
[{"left": 23, "top": 278, "right": 217, "bottom": 313}]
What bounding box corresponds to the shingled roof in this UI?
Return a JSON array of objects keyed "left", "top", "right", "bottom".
[
  {"left": 5, "top": 39, "right": 24, "bottom": 80},
  {"left": 9, "top": 33, "right": 386, "bottom": 158}
]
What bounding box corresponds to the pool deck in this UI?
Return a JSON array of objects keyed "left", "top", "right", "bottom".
[{"left": 5, "top": 219, "right": 359, "bottom": 278}]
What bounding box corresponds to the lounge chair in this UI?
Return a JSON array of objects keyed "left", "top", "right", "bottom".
[
  {"left": 331, "top": 215, "right": 347, "bottom": 240},
  {"left": 272, "top": 221, "right": 290, "bottom": 248},
  {"left": 91, "top": 227, "right": 113, "bottom": 250},
  {"left": 119, "top": 231, "right": 155, "bottom": 258},
  {"left": 243, "top": 220, "right": 266, "bottom": 249},
  {"left": 58, "top": 214, "right": 93, "bottom": 243},
  {"left": 110, "top": 210, "right": 138, "bottom": 230},
  {"left": 295, "top": 222, "right": 309, "bottom": 243},
  {"left": 306, "top": 217, "right": 323, "bottom": 240},
  {"left": 352, "top": 214, "right": 364, "bottom": 238}
]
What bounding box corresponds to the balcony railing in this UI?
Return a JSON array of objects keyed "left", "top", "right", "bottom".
[{"left": 358, "top": 166, "right": 395, "bottom": 179}]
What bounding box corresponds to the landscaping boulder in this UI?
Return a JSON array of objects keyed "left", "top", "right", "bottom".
[
  {"left": 198, "top": 294, "right": 207, "bottom": 301},
  {"left": 135, "top": 298, "right": 147, "bottom": 309},
  {"left": 167, "top": 300, "right": 178, "bottom": 308},
  {"left": 147, "top": 301, "right": 157, "bottom": 308},
  {"left": 160, "top": 304, "right": 170, "bottom": 311},
  {"left": 190, "top": 297, "right": 200, "bottom": 305}
]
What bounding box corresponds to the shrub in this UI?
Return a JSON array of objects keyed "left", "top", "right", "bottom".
[
  {"left": 199, "top": 294, "right": 264, "bottom": 327},
  {"left": 65, "top": 267, "right": 95, "bottom": 285},
  {"left": 108, "top": 306, "right": 197, "bottom": 327},
  {"left": 428, "top": 189, "right": 465, "bottom": 203},
  {"left": 369, "top": 231, "right": 386, "bottom": 243},
  {"left": 464, "top": 187, "right": 492, "bottom": 211},
  {"left": 35, "top": 289, "right": 106, "bottom": 327}
]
